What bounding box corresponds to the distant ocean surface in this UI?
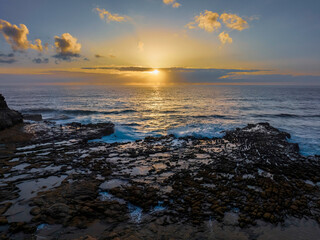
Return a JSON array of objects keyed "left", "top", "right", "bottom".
[{"left": 1, "top": 85, "right": 319, "bottom": 155}]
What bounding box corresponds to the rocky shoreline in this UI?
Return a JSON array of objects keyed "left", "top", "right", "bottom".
[
  {"left": 0, "top": 117, "right": 319, "bottom": 239},
  {"left": 0, "top": 94, "right": 320, "bottom": 240}
]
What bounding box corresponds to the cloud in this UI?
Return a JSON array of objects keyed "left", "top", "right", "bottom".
[
  {"left": 220, "top": 13, "right": 249, "bottom": 31},
  {"left": 94, "top": 8, "right": 129, "bottom": 22},
  {"left": 0, "top": 53, "right": 14, "bottom": 57},
  {"left": 32, "top": 58, "right": 49, "bottom": 64},
  {"left": 219, "top": 32, "right": 232, "bottom": 45},
  {"left": 95, "top": 54, "right": 116, "bottom": 58},
  {"left": 30, "top": 39, "right": 44, "bottom": 52},
  {"left": 0, "top": 59, "right": 16, "bottom": 64},
  {"left": 172, "top": 2, "right": 181, "bottom": 8},
  {"left": 0, "top": 52, "right": 16, "bottom": 64},
  {"left": 53, "top": 33, "right": 81, "bottom": 61},
  {"left": 163, "top": 0, "right": 181, "bottom": 8},
  {"left": 138, "top": 41, "right": 144, "bottom": 51},
  {"left": 0, "top": 19, "right": 44, "bottom": 51},
  {"left": 163, "top": 0, "right": 175, "bottom": 4},
  {"left": 186, "top": 11, "right": 221, "bottom": 32}
]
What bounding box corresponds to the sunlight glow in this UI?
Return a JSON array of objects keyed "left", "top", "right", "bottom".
[{"left": 151, "top": 69, "right": 160, "bottom": 75}]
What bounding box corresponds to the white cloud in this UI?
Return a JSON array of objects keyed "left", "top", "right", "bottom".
[
  {"left": 0, "top": 19, "right": 44, "bottom": 51},
  {"left": 163, "top": 0, "right": 175, "bottom": 4},
  {"left": 172, "top": 2, "right": 181, "bottom": 8},
  {"left": 219, "top": 32, "right": 232, "bottom": 45},
  {"left": 220, "top": 13, "right": 249, "bottom": 31},
  {"left": 186, "top": 11, "right": 221, "bottom": 32},
  {"left": 94, "top": 8, "right": 130, "bottom": 22},
  {"left": 163, "top": 0, "right": 181, "bottom": 8}
]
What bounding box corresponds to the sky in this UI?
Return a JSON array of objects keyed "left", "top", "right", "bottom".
[{"left": 0, "top": 0, "right": 320, "bottom": 85}]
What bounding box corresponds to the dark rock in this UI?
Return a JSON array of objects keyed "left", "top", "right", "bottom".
[
  {"left": 263, "top": 212, "right": 271, "bottom": 220},
  {"left": 22, "top": 121, "right": 115, "bottom": 144},
  {"left": 0, "top": 216, "right": 8, "bottom": 225},
  {"left": 8, "top": 222, "right": 35, "bottom": 233},
  {"left": 0, "top": 202, "right": 12, "bottom": 215},
  {"left": 47, "top": 203, "right": 70, "bottom": 219},
  {"left": 0, "top": 94, "right": 23, "bottom": 131},
  {"left": 30, "top": 207, "right": 41, "bottom": 216},
  {"left": 23, "top": 114, "right": 42, "bottom": 121},
  {"left": 2, "top": 122, "right": 320, "bottom": 236}
]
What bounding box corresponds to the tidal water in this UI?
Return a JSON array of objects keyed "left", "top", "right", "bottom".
[{"left": 1, "top": 85, "right": 319, "bottom": 155}]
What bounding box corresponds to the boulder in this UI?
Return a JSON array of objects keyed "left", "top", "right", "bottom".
[{"left": 0, "top": 94, "right": 23, "bottom": 131}]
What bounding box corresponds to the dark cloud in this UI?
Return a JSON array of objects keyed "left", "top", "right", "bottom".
[
  {"left": 0, "top": 58, "right": 16, "bottom": 64},
  {"left": 0, "top": 52, "right": 16, "bottom": 64},
  {"left": 53, "top": 53, "right": 81, "bottom": 61},
  {"left": 0, "top": 53, "right": 14, "bottom": 57},
  {"left": 32, "top": 58, "right": 49, "bottom": 64},
  {"left": 95, "top": 54, "right": 104, "bottom": 58}
]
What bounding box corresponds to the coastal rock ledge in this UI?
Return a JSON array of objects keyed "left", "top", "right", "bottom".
[
  {"left": 0, "top": 121, "right": 319, "bottom": 239},
  {"left": 0, "top": 94, "right": 23, "bottom": 131}
]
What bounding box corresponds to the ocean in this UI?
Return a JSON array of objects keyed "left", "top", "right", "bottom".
[{"left": 1, "top": 85, "right": 319, "bottom": 155}]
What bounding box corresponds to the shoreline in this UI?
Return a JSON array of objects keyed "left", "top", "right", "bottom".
[{"left": 0, "top": 120, "right": 320, "bottom": 239}]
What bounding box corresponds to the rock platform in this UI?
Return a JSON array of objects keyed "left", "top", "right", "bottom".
[{"left": 0, "top": 121, "right": 319, "bottom": 239}]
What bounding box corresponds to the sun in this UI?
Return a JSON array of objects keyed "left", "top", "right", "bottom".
[{"left": 151, "top": 69, "right": 160, "bottom": 75}]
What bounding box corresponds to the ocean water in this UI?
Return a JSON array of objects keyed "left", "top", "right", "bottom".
[{"left": 1, "top": 85, "right": 319, "bottom": 155}]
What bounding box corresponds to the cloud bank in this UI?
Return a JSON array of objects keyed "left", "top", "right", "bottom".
[
  {"left": 94, "top": 8, "right": 130, "bottom": 22},
  {"left": 0, "top": 53, "right": 16, "bottom": 64},
  {"left": 0, "top": 19, "right": 44, "bottom": 52},
  {"left": 53, "top": 33, "right": 81, "bottom": 61},
  {"left": 32, "top": 58, "right": 49, "bottom": 64}
]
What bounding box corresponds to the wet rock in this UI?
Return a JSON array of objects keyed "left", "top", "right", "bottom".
[
  {"left": 0, "top": 216, "right": 8, "bottom": 225},
  {"left": 47, "top": 203, "right": 70, "bottom": 219},
  {"left": 263, "top": 212, "right": 271, "bottom": 220},
  {"left": 0, "top": 202, "right": 12, "bottom": 215},
  {"left": 8, "top": 222, "right": 35, "bottom": 233},
  {"left": 1, "top": 122, "right": 320, "bottom": 237},
  {"left": 22, "top": 121, "right": 115, "bottom": 144},
  {"left": 30, "top": 207, "right": 41, "bottom": 216},
  {"left": 0, "top": 234, "right": 9, "bottom": 240},
  {"left": 75, "top": 236, "right": 97, "bottom": 240}
]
